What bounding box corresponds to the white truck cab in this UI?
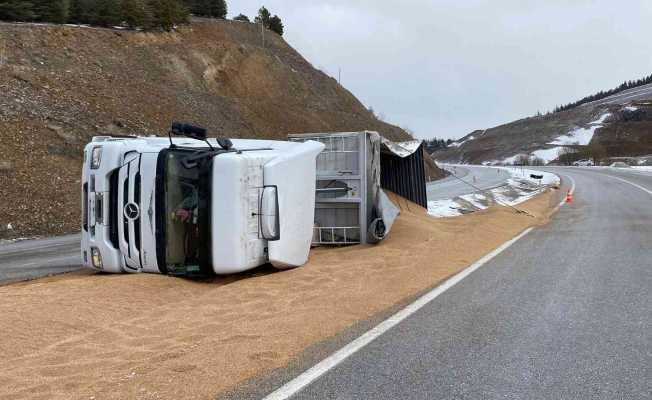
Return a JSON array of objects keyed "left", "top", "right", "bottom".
[{"left": 81, "top": 124, "right": 323, "bottom": 276}]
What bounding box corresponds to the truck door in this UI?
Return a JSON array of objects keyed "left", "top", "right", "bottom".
[{"left": 263, "top": 141, "right": 324, "bottom": 268}]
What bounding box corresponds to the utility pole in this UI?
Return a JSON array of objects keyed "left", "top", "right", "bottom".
[
  {"left": 338, "top": 68, "right": 341, "bottom": 85},
  {"left": 261, "top": 22, "right": 265, "bottom": 48}
]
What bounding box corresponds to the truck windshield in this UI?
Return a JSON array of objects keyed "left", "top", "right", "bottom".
[{"left": 163, "top": 151, "right": 201, "bottom": 272}]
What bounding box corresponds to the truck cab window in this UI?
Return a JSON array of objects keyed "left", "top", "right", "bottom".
[{"left": 164, "top": 151, "right": 201, "bottom": 271}]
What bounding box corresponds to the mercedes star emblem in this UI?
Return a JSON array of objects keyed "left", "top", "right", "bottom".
[{"left": 124, "top": 202, "right": 140, "bottom": 220}]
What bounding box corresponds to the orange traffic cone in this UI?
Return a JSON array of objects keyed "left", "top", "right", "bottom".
[{"left": 565, "top": 191, "right": 573, "bottom": 204}]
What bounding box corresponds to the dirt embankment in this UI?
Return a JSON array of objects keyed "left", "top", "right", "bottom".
[
  {"left": 0, "top": 189, "right": 559, "bottom": 400},
  {"left": 0, "top": 19, "right": 443, "bottom": 239}
]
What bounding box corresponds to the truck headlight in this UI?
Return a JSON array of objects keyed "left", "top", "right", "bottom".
[
  {"left": 90, "top": 247, "right": 103, "bottom": 269},
  {"left": 90, "top": 146, "right": 103, "bottom": 169}
]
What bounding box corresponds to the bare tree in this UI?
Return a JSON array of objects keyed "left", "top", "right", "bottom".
[
  {"left": 515, "top": 154, "right": 531, "bottom": 166},
  {"left": 530, "top": 157, "right": 546, "bottom": 166},
  {"left": 558, "top": 146, "right": 579, "bottom": 165},
  {"left": 584, "top": 143, "right": 607, "bottom": 165}
]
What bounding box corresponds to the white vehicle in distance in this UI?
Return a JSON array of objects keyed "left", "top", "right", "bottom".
[
  {"left": 609, "top": 161, "right": 631, "bottom": 168},
  {"left": 573, "top": 159, "right": 594, "bottom": 167},
  {"left": 81, "top": 123, "right": 324, "bottom": 276}
]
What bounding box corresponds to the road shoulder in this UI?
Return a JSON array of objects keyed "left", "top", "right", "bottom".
[{"left": 0, "top": 190, "right": 560, "bottom": 400}]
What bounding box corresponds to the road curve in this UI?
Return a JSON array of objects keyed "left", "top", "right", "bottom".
[
  {"left": 427, "top": 165, "right": 511, "bottom": 201},
  {"left": 582, "top": 82, "right": 652, "bottom": 107},
  {"left": 249, "top": 167, "right": 652, "bottom": 400},
  {"left": 0, "top": 234, "right": 81, "bottom": 284}
]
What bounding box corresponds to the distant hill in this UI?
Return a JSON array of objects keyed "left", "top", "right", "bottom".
[
  {"left": 0, "top": 19, "right": 441, "bottom": 238},
  {"left": 433, "top": 82, "right": 652, "bottom": 165}
]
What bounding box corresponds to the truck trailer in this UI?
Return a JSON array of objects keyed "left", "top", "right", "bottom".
[{"left": 80, "top": 123, "right": 324, "bottom": 276}]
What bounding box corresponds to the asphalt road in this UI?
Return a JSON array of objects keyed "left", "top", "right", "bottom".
[
  {"left": 427, "top": 165, "right": 511, "bottom": 201},
  {"left": 0, "top": 234, "right": 81, "bottom": 284},
  {"left": 256, "top": 166, "right": 652, "bottom": 400},
  {"left": 583, "top": 82, "right": 652, "bottom": 107}
]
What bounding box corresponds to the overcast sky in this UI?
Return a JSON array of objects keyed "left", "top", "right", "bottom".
[{"left": 229, "top": 1, "right": 652, "bottom": 139}]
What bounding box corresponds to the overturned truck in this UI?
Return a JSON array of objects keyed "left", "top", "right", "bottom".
[
  {"left": 81, "top": 124, "right": 323, "bottom": 276},
  {"left": 289, "top": 131, "right": 427, "bottom": 245}
]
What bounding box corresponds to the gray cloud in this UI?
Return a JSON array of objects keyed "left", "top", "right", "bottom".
[{"left": 230, "top": 1, "right": 652, "bottom": 139}]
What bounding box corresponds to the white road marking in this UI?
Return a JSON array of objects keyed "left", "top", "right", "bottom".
[
  {"left": 262, "top": 227, "right": 536, "bottom": 400},
  {"left": 605, "top": 174, "right": 652, "bottom": 197},
  {"left": 583, "top": 84, "right": 652, "bottom": 106},
  {"left": 558, "top": 174, "right": 576, "bottom": 208}
]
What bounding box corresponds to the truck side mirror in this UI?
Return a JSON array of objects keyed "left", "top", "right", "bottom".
[{"left": 260, "top": 186, "right": 280, "bottom": 241}]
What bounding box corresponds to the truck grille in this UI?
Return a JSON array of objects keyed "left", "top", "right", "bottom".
[
  {"left": 82, "top": 182, "right": 89, "bottom": 232},
  {"left": 118, "top": 155, "right": 143, "bottom": 270},
  {"left": 108, "top": 170, "right": 119, "bottom": 249}
]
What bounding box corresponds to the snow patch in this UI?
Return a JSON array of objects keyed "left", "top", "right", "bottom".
[
  {"left": 500, "top": 150, "right": 564, "bottom": 165},
  {"left": 380, "top": 138, "right": 421, "bottom": 157},
  {"left": 501, "top": 154, "right": 527, "bottom": 165},
  {"left": 531, "top": 147, "right": 564, "bottom": 163},
  {"left": 427, "top": 199, "right": 463, "bottom": 217},
  {"left": 427, "top": 167, "right": 559, "bottom": 218},
  {"left": 64, "top": 24, "right": 93, "bottom": 28},
  {"left": 500, "top": 167, "right": 559, "bottom": 186},
  {"left": 548, "top": 127, "right": 598, "bottom": 146},
  {"left": 459, "top": 193, "right": 488, "bottom": 209},
  {"left": 624, "top": 106, "right": 638, "bottom": 111},
  {"left": 589, "top": 113, "right": 611, "bottom": 124},
  {"left": 396, "top": 140, "right": 422, "bottom": 154},
  {"left": 548, "top": 112, "right": 610, "bottom": 146},
  {"left": 449, "top": 135, "right": 475, "bottom": 148}
]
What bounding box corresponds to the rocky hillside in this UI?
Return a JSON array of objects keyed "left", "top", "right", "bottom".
[
  {"left": 0, "top": 19, "right": 441, "bottom": 239},
  {"left": 433, "top": 83, "right": 652, "bottom": 165}
]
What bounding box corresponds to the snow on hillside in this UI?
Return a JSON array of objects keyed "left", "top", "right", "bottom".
[
  {"left": 531, "top": 147, "right": 565, "bottom": 163},
  {"left": 492, "top": 112, "right": 613, "bottom": 165},
  {"left": 449, "top": 135, "right": 475, "bottom": 148},
  {"left": 549, "top": 127, "right": 599, "bottom": 145},
  {"left": 548, "top": 112, "right": 611, "bottom": 146},
  {"left": 590, "top": 113, "right": 612, "bottom": 124}
]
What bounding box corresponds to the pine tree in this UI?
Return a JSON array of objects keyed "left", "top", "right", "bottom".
[
  {"left": 189, "top": 0, "right": 225, "bottom": 18},
  {"left": 121, "top": 0, "right": 151, "bottom": 28},
  {"left": 253, "top": 5, "right": 269, "bottom": 25},
  {"left": 232, "top": 12, "right": 248, "bottom": 22},
  {"left": 210, "top": 0, "right": 225, "bottom": 18},
  {"left": 0, "top": 0, "right": 37, "bottom": 21},
  {"left": 68, "top": 0, "right": 93, "bottom": 24},
  {"left": 254, "top": 6, "right": 283, "bottom": 36},
  {"left": 149, "top": 0, "right": 188, "bottom": 30},
  {"left": 268, "top": 14, "right": 282, "bottom": 35},
  {"left": 35, "top": 0, "right": 70, "bottom": 23},
  {"left": 93, "top": 0, "right": 120, "bottom": 26}
]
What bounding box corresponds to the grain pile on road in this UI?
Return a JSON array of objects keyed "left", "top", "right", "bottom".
[{"left": 0, "top": 190, "right": 558, "bottom": 400}]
